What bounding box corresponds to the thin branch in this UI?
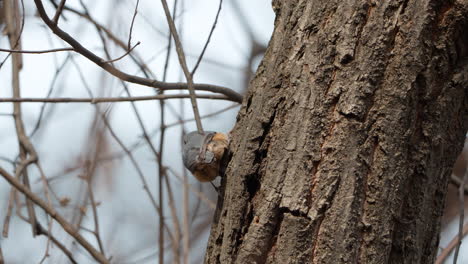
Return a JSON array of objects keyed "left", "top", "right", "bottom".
[
  {"left": 159, "top": 0, "right": 175, "bottom": 261},
  {"left": 52, "top": 0, "right": 66, "bottom": 24},
  {"left": 191, "top": 0, "right": 223, "bottom": 75},
  {"left": 74, "top": 0, "right": 188, "bottom": 139},
  {"left": 451, "top": 174, "right": 468, "bottom": 195},
  {"left": 182, "top": 157, "right": 190, "bottom": 264},
  {"left": 0, "top": 0, "right": 25, "bottom": 69},
  {"left": 77, "top": 2, "right": 193, "bottom": 214},
  {"left": 60, "top": 4, "right": 158, "bottom": 80},
  {"left": 13, "top": 210, "right": 78, "bottom": 264},
  {"left": 164, "top": 173, "right": 182, "bottom": 263},
  {"left": 435, "top": 222, "right": 468, "bottom": 264},
  {"left": 167, "top": 168, "right": 215, "bottom": 209},
  {"left": 5, "top": 0, "right": 39, "bottom": 236},
  {"left": 39, "top": 104, "right": 238, "bottom": 182},
  {"left": 160, "top": 0, "right": 203, "bottom": 133},
  {"left": 71, "top": 52, "right": 176, "bottom": 242},
  {"left": 102, "top": 41, "right": 140, "bottom": 63},
  {"left": 29, "top": 54, "right": 73, "bottom": 138},
  {"left": 0, "top": 47, "right": 74, "bottom": 54},
  {"left": 85, "top": 164, "right": 106, "bottom": 256},
  {"left": 0, "top": 156, "right": 15, "bottom": 165},
  {"left": 127, "top": 0, "right": 140, "bottom": 49},
  {"left": 33, "top": 0, "right": 243, "bottom": 103},
  {"left": 162, "top": 104, "right": 238, "bottom": 130},
  {"left": 36, "top": 164, "right": 55, "bottom": 263},
  {"left": 75, "top": 120, "right": 108, "bottom": 259},
  {"left": 2, "top": 188, "right": 15, "bottom": 237},
  {"left": 99, "top": 110, "right": 163, "bottom": 214},
  {"left": 36, "top": 223, "right": 78, "bottom": 264},
  {"left": 0, "top": 94, "right": 231, "bottom": 103},
  {"left": 187, "top": 53, "right": 244, "bottom": 71},
  {"left": 178, "top": 4, "right": 191, "bottom": 256},
  {"left": 0, "top": 167, "right": 108, "bottom": 264},
  {"left": 86, "top": 107, "right": 175, "bottom": 241},
  {"left": 70, "top": 57, "right": 162, "bottom": 215}
]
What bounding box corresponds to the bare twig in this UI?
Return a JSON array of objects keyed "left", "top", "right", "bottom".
[
  {"left": 164, "top": 104, "right": 238, "bottom": 131},
  {"left": 36, "top": 164, "right": 55, "bottom": 263},
  {"left": 436, "top": 222, "right": 468, "bottom": 264},
  {"left": 114, "top": 81, "right": 170, "bottom": 263},
  {"left": 78, "top": 120, "right": 108, "bottom": 258},
  {"left": 107, "top": 103, "right": 236, "bottom": 165},
  {"left": 191, "top": 0, "right": 223, "bottom": 75},
  {"left": 0, "top": 167, "right": 108, "bottom": 263},
  {"left": 36, "top": 223, "right": 78, "bottom": 264},
  {"left": 0, "top": 0, "right": 25, "bottom": 69},
  {"left": 160, "top": 0, "right": 204, "bottom": 133},
  {"left": 182, "top": 158, "right": 190, "bottom": 264},
  {"left": 167, "top": 168, "right": 216, "bottom": 210},
  {"left": 178, "top": 5, "right": 191, "bottom": 255},
  {"left": 38, "top": 104, "right": 238, "bottom": 183},
  {"left": 0, "top": 2, "right": 248, "bottom": 263},
  {"left": 71, "top": 51, "right": 175, "bottom": 242},
  {"left": 102, "top": 41, "right": 140, "bottom": 63},
  {"left": 0, "top": 156, "right": 15, "bottom": 164},
  {"left": 74, "top": 0, "right": 184, "bottom": 124},
  {"left": 0, "top": 94, "right": 231, "bottom": 103},
  {"left": 70, "top": 57, "right": 163, "bottom": 215},
  {"left": 7, "top": 206, "right": 78, "bottom": 264},
  {"left": 127, "top": 0, "right": 140, "bottom": 49},
  {"left": 0, "top": 47, "right": 73, "bottom": 54},
  {"left": 451, "top": 174, "right": 468, "bottom": 195},
  {"left": 60, "top": 4, "right": 158, "bottom": 80},
  {"left": 99, "top": 110, "right": 162, "bottom": 215},
  {"left": 5, "top": 0, "right": 38, "bottom": 236},
  {"left": 33, "top": 0, "right": 243, "bottom": 103},
  {"left": 2, "top": 188, "right": 15, "bottom": 237},
  {"left": 159, "top": 0, "right": 174, "bottom": 260},
  {"left": 52, "top": 0, "right": 66, "bottom": 24},
  {"left": 85, "top": 165, "right": 106, "bottom": 256},
  {"left": 164, "top": 174, "right": 182, "bottom": 263},
  {"left": 91, "top": 109, "right": 173, "bottom": 240},
  {"left": 29, "top": 54, "right": 72, "bottom": 138}
]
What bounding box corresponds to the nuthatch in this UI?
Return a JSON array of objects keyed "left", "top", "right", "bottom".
[{"left": 182, "top": 131, "right": 229, "bottom": 182}]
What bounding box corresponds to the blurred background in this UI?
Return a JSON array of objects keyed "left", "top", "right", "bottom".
[{"left": 0, "top": 0, "right": 466, "bottom": 263}]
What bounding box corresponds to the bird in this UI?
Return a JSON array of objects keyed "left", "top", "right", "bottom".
[{"left": 182, "top": 131, "right": 229, "bottom": 182}]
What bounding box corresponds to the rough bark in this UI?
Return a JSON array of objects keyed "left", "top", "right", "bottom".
[{"left": 205, "top": 0, "right": 468, "bottom": 263}]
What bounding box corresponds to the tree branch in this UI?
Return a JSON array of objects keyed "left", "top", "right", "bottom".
[
  {"left": 160, "top": 0, "right": 203, "bottom": 133},
  {"left": 0, "top": 47, "right": 73, "bottom": 54},
  {"left": 0, "top": 167, "right": 108, "bottom": 264},
  {"left": 191, "top": 0, "right": 223, "bottom": 75},
  {"left": 0, "top": 94, "right": 231, "bottom": 103},
  {"left": 32, "top": 0, "right": 243, "bottom": 103}
]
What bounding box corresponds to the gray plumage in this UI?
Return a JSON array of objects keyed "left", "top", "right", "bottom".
[{"left": 182, "top": 131, "right": 216, "bottom": 172}]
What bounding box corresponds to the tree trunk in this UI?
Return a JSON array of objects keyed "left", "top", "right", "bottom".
[{"left": 205, "top": 0, "right": 468, "bottom": 263}]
